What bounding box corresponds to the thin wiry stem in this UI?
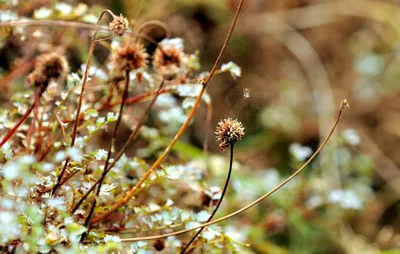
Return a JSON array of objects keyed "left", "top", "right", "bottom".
[
  {"left": 90, "top": 0, "right": 245, "bottom": 224},
  {"left": 181, "top": 144, "right": 234, "bottom": 253},
  {"left": 0, "top": 20, "right": 157, "bottom": 44},
  {"left": 115, "top": 99, "right": 349, "bottom": 242},
  {"left": 81, "top": 71, "right": 131, "bottom": 241},
  {"left": 71, "top": 79, "right": 165, "bottom": 214},
  {"left": 0, "top": 89, "right": 41, "bottom": 147},
  {"left": 52, "top": 10, "right": 115, "bottom": 195}
]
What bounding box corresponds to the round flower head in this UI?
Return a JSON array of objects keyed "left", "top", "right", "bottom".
[
  {"left": 152, "top": 46, "right": 182, "bottom": 79},
  {"left": 28, "top": 52, "right": 69, "bottom": 90},
  {"left": 109, "top": 14, "right": 129, "bottom": 36},
  {"left": 111, "top": 43, "right": 149, "bottom": 75},
  {"left": 215, "top": 118, "right": 245, "bottom": 151}
]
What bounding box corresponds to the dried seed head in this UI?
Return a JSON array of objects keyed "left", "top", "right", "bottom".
[
  {"left": 111, "top": 43, "right": 149, "bottom": 75},
  {"left": 28, "top": 52, "right": 69, "bottom": 90},
  {"left": 152, "top": 46, "right": 182, "bottom": 78},
  {"left": 340, "top": 99, "right": 350, "bottom": 109},
  {"left": 109, "top": 14, "right": 129, "bottom": 36},
  {"left": 215, "top": 118, "right": 245, "bottom": 151}
]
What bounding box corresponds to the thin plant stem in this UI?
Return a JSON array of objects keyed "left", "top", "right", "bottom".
[
  {"left": 181, "top": 144, "right": 234, "bottom": 253},
  {"left": 52, "top": 10, "right": 115, "bottom": 195},
  {"left": 90, "top": 0, "right": 245, "bottom": 224},
  {"left": 70, "top": 79, "right": 165, "bottom": 214},
  {"left": 26, "top": 89, "right": 40, "bottom": 151},
  {"left": 0, "top": 20, "right": 157, "bottom": 44},
  {"left": 115, "top": 99, "right": 349, "bottom": 242},
  {"left": 81, "top": 71, "right": 131, "bottom": 240},
  {"left": 102, "top": 86, "right": 173, "bottom": 110},
  {"left": 0, "top": 89, "right": 41, "bottom": 147}
]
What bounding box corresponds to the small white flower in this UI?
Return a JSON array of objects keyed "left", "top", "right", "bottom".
[
  {"left": 160, "top": 38, "right": 184, "bottom": 50},
  {"left": 96, "top": 117, "right": 105, "bottom": 126},
  {"left": 48, "top": 198, "right": 65, "bottom": 209},
  {"left": 328, "top": 189, "right": 363, "bottom": 210},
  {"left": 196, "top": 211, "right": 210, "bottom": 222},
  {"left": 343, "top": 129, "right": 360, "bottom": 146},
  {"left": 104, "top": 234, "right": 121, "bottom": 243},
  {"left": 54, "top": 151, "right": 67, "bottom": 162},
  {"left": 82, "top": 13, "right": 98, "bottom": 24},
  {"left": 289, "top": 143, "right": 312, "bottom": 161},
  {"left": 0, "top": 11, "right": 18, "bottom": 22},
  {"left": 99, "top": 183, "right": 116, "bottom": 196},
  {"left": 87, "top": 125, "right": 96, "bottom": 134},
  {"left": 68, "top": 147, "right": 83, "bottom": 162},
  {"left": 107, "top": 112, "right": 118, "bottom": 122},
  {"left": 1, "top": 142, "right": 12, "bottom": 160},
  {"left": 94, "top": 149, "right": 108, "bottom": 161},
  {"left": 185, "top": 222, "right": 201, "bottom": 232},
  {"left": 33, "top": 8, "right": 52, "bottom": 19},
  {"left": 221, "top": 61, "right": 241, "bottom": 79},
  {"left": 55, "top": 2, "right": 73, "bottom": 16},
  {"left": 42, "top": 163, "right": 54, "bottom": 172},
  {"left": 2, "top": 162, "right": 19, "bottom": 180}
]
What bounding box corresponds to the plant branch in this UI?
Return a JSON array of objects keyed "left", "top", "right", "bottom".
[
  {"left": 181, "top": 144, "right": 234, "bottom": 253},
  {"left": 116, "top": 99, "right": 349, "bottom": 242},
  {"left": 90, "top": 0, "right": 245, "bottom": 224}
]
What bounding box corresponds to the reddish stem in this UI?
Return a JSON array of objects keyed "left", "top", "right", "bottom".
[{"left": 0, "top": 91, "right": 41, "bottom": 147}]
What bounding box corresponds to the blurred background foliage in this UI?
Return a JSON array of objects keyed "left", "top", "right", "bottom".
[{"left": 1, "top": 0, "right": 400, "bottom": 253}]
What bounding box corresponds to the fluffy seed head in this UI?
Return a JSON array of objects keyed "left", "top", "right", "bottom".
[
  {"left": 215, "top": 118, "right": 245, "bottom": 151},
  {"left": 152, "top": 46, "right": 182, "bottom": 78},
  {"left": 111, "top": 44, "right": 149, "bottom": 75},
  {"left": 109, "top": 14, "right": 129, "bottom": 36},
  {"left": 28, "top": 52, "right": 69, "bottom": 89}
]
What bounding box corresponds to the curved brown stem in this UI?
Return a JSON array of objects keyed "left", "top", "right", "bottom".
[
  {"left": 90, "top": 0, "right": 245, "bottom": 224},
  {"left": 181, "top": 144, "right": 234, "bottom": 253},
  {"left": 115, "top": 99, "right": 349, "bottom": 242}
]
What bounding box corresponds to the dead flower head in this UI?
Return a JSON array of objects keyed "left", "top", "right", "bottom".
[
  {"left": 109, "top": 14, "right": 129, "bottom": 36},
  {"left": 111, "top": 43, "right": 149, "bottom": 75},
  {"left": 152, "top": 46, "right": 182, "bottom": 78},
  {"left": 27, "top": 52, "right": 69, "bottom": 90},
  {"left": 215, "top": 118, "right": 245, "bottom": 151}
]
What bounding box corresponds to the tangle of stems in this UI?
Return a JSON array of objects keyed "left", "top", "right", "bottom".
[
  {"left": 51, "top": 10, "right": 115, "bottom": 195},
  {"left": 80, "top": 71, "right": 131, "bottom": 242},
  {"left": 71, "top": 79, "right": 165, "bottom": 214},
  {"left": 115, "top": 99, "right": 349, "bottom": 242},
  {"left": 89, "top": 0, "right": 245, "bottom": 224}
]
